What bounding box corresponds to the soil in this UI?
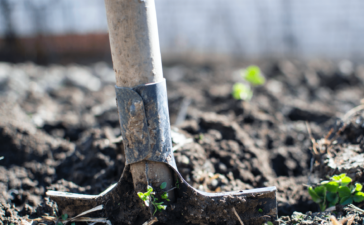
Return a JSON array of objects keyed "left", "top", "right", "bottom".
[{"left": 1, "top": 59, "right": 364, "bottom": 224}]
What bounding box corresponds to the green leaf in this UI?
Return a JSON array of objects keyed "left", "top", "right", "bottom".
[
  {"left": 319, "top": 202, "right": 327, "bottom": 212},
  {"left": 137, "top": 192, "right": 148, "bottom": 202},
  {"left": 355, "top": 183, "right": 363, "bottom": 192},
  {"left": 157, "top": 205, "right": 167, "bottom": 210},
  {"left": 314, "top": 186, "right": 326, "bottom": 199},
  {"left": 71, "top": 223, "right": 75, "bottom": 225},
  {"left": 61, "top": 214, "right": 68, "bottom": 220},
  {"left": 267, "top": 222, "right": 274, "bottom": 225},
  {"left": 160, "top": 182, "right": 167, "bottom": 189},
  {"left": 349, "top": 184, "right": 355, "bottom": 193},
  {"left": 340, "top": 196, "right": 353, "bottom": 205},
  {"left": 339, "top": 173, "right": 347, "bottom": 178},
  {"left": 242, "top": 66, "right": 265, "bottom": 86},
  {"left": 232, "top": 83, "right": 253, "bottom": 101},
  {"left": 137, "top": 192, "right": 144, "bottom": 198},
  {"left": 308, "top": 186, "right": 322, "bottom": 203},
  {"left": 327, "top": 192, "right": 339, "bottom": 205},
  {"left": 147, "top": 185, "right": 153, "bottom": 193},
  {"left": 323, "top": 181, "right": 339, "bottom": 193},
  {"left": 338, "top": 186, "right": 351, "bottom": 198},
  {"left": 161, "top": 192, "right": 168, "bottom": 200},
  {"left": 353, "top": 192, "right": 364, "bottom": 203},
  {"left": 332, "top": 175, "right": 341, "bottom": 181},
  {"left": 258, "top": 208, "right": 263, "bottom": 213},
  {"left": 341, "top": 176, "right": 352, "bottom": 186}
]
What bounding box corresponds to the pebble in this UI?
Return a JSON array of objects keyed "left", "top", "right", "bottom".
[
  {"left": 181, "top": 155, "right": 190, "bottom": 165},
  {"left": 218, "top": 163, "right": 227, "bottom": 173},
  {"left": 210, "top": 179, "right": 219, "bottom": 188}
]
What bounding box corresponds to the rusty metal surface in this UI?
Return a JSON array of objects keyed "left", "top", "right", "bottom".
[{"left": 115, "top": 79, "right": 176, "bottom": 169}]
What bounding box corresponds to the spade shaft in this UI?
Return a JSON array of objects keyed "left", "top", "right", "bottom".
[{"left": 104, "top": 0, "right": 175, "bottom": 200}]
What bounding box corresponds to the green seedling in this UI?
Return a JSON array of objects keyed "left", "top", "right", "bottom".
[
  {"left": 137, "top": 183, "right": 170, "bottom": 215},
  {"left": 308, "top": 173, "right": 364, "bottom": 211},
  {"left": 232, "top": 83, "right": 253, "bottom": 101},
  {"left": 137, "top": 185, "right": 154, "bottom": 207},
  {"left": 161, "top": 192, "right": 170, "bottom": 201},
  {"left": 232, "top": 65, "right": 265, "bottom": 101},
  {"left": 243, "top": 66, "right": 265, "bottom": 86},
  {"left": 258, "top": 208, "right": 263, "bottom": 213}
]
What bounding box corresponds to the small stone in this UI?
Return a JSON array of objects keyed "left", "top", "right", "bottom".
[
  {"left": 218, "top": 163, "right": 227, "bottom": 173},
  {"left": 211, "top": 179, "right": 219, "bottom": 188},
  {"left": 181, "top": 155, "right": 190, "bottom": 165}
]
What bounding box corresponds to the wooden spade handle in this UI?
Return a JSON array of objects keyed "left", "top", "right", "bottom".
[
  {"left": 104, "top": 0, "right": 163, "bottom": 87},
  {"left": 104, "top": 0, "right": 175, "bottom": 202}
]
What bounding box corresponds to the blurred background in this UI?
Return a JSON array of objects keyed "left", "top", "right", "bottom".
[{"left": 1, "top": 0, "right": 364, "bottom": 64}]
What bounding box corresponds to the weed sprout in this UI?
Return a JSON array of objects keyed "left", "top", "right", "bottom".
[
  {"left": 232, "top": 65, "right": 265, "bottom": 101},
  {"left": 308, "top": 173, "right": 364, "bottom": 211},
  {"left": 137, "top": 182, "right": 170, "bottom": 215}
]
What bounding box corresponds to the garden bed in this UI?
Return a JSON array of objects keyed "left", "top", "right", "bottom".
[{"left": 1, "top": 59, "right": 364, "bottom": 224}]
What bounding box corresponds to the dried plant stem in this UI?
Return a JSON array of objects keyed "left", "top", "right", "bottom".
[
  {"left": 341, "top": 104, "right": 364, "bottom": 122},
  {"left": 232, "top": 207, "right": 244, "bottom": 225},
  {"left": 305, "top": 121, "right": 318, "bottom": 155}
]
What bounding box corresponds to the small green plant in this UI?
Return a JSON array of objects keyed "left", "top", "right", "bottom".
[
  {"left": 232, "top": 83, "right": 253, "bottom": 101},
  {"left": 232, "top": 65, "right": 265, "bottom": 101},
  {"left": 308, "top": 173, "right": 364, "bottom": 211},
  {"left": 258, "top": 208, "right": 263, "bottom": 213},
  {"left": 243, "top": 66, "right": 265, "bottom": 86},
  {"left": 137, "top": 182, "right": 170, "bottom": 215}
]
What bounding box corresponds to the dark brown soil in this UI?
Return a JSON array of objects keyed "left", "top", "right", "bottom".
[{"left": 1, "top": 59, "right": 364, "bottom": 224}]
